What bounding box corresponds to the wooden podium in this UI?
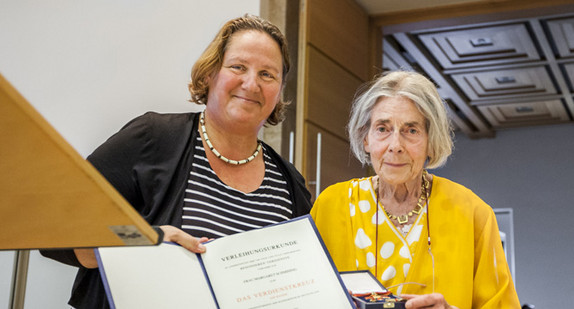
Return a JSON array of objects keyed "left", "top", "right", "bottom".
[{"left": 0, "top": 73, "right": 160, "bottom": 307}]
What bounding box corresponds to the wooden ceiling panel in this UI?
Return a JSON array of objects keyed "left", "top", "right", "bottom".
[
  {"left": 452, "top": 66, "right": 557, "bottom": 101},
  {"left": 418, "top": 23, "right": 540, "bottom": 69},
  {"left": 546, "top": 16, "right": 574, "bottom": 59},
  {"left": 477, "top": 99, "right": 570, "bottom": 128},
  {"left": 563, "top": 63, "right": 574, "bottom": 92},
  {"left": 382, "top": 10, "right": 574, "bottom": 138}
]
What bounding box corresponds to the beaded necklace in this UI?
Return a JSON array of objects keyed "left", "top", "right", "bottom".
[{"left": 199, "top": 111, "right": 262, "bottom": 165}]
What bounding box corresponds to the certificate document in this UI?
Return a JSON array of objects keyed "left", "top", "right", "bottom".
[{"left": 96, "top": 215, "right": 355, "bottom": 309}]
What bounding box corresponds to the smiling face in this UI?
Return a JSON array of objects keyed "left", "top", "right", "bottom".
[
  {"left": 364, "top": 96, "right": 429, "bottom": 186},
  {"left": 205, "top": 30, "right": 283, "bottom": 130}
]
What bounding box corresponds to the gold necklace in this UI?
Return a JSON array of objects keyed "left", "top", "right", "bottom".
[
  {"left": 373, "top": 171, "right": 432, "bottom": 281},
  {"left": 199, "top": 111, "right": 262, "bottom": 165},
  {"left": 377, "top": 170, "right": 430, "bottom": 225}
]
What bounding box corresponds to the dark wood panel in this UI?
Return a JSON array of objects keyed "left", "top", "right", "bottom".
[
  {"left": 305, "top": 123, "right": 366, "bottom": 201},
  {"left": 307, "top": 0, "right": 370, "bottom": 80},
  {"left": 373, "top": 1, "right": 574, "bottom": 28},
  {"left": 307, "top": 46, "right": 364, "bottom": 138}
]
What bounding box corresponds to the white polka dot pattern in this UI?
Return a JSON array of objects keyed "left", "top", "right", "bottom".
[
  {"left": 354, "top": 228, "right": 372, "bottom": 249},
  {"left": 381, "top": 266, "right": 397, "bottom": 281},
  {"left": 359, "top": 180, "right": 371, "bottom": 191},
  {"left": 358, "top": 200, "right": 371, "bottom": 213},
  {"left": 349, "top": 177, "right": 426, "bottom": 289},
  {"left": 371, "top": 210, "right": 385, "bottom": 225},
  {"left": 406, "top": 224, "right": 424, "bottom": 245},
  {"left": 380, "top": 242, "right": 395, "bottom": 259},
  {"left": 366, "top": 252, "right": 376, "bottom": 267},
  {"left": 399, "top": 245, "right": 410, "bottom": 259},
  {"left": 403, "top": 263, "right": 411, "bottom": 277}
]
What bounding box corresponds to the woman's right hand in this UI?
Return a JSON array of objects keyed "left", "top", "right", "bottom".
[{"left": 159, "top": 225, "right": 210, "bottom": 253}]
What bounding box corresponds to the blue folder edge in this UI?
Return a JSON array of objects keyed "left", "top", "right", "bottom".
[{"left": 94, "top": 248, "right": 116, "bottom": 309}]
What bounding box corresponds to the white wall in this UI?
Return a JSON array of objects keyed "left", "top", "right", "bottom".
[
  {"left": 433, "top": 124, "right": 574, "bottom": 308},
  {"left": 0, "top": 1, "right": 259, "bottom": 308},
  {"left": 0, "top": 252, "right": 14, "bottom": 309}
]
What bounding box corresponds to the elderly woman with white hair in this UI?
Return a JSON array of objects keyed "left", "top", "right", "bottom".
[{"left": 311, "top": 71, "right": 520, "bottom": 308}]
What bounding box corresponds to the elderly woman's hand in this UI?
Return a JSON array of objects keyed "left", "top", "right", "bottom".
[
  {"left": 159, "top": 225, "right": 210, "bottom": 253},
  {"left": 401, "top": 293, "right": 458, "bottom": 309}
]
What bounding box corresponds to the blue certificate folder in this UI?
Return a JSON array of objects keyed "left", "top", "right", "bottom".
[{"left": 96, "top": 215, "right": 356, "bottom": 309}]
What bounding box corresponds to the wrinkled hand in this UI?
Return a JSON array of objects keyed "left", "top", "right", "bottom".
[
  {"left": 159, "top": 225, "right": 210, "bottom": 253},
  {"left": 401, "top": 293, "right": 458, "bottom": 309}
]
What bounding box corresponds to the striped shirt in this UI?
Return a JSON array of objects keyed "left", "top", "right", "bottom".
[{"left": 181, "top": 135, "right": 293, "bottom": 239}]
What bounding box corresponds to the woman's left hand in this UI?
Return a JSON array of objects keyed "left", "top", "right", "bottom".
[{"left": 401, "top": 293, "right": 458, "bottom": 309}]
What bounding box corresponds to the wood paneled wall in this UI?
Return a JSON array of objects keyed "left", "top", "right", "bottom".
[{"left": 297, "top": 0, "right": 371, "bottom": 200}]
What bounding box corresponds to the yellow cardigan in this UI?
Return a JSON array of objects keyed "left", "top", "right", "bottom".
[{"left": 311, "top": 176, "right": 520, "bottom": 309}]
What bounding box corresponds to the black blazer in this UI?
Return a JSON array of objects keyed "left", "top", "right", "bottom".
[{"left": 40, "top": 112, "right": 312, "bottom": 309}]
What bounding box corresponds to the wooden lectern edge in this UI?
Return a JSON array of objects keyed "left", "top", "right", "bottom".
[
  {"left": 1, "top": 73, "right": 161, "bottom": 249},
  {"left": 81, "top": 162, "right": 163, "bottom": 247}
]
